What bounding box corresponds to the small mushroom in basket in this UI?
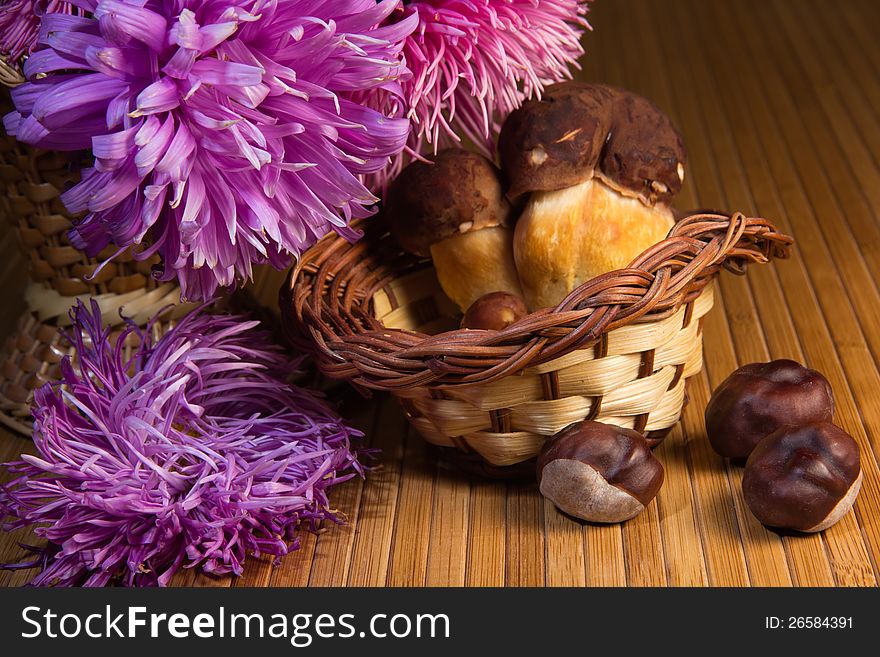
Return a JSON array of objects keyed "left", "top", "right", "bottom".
[
  {"left": 537, "top": 420, "right": 664, "bottom": 523},
  {"left": 705, "top": 359, "right": 835, "bottom": 461},
  {"left": 499, "top": 82, "right": 686, "bottom": 310},
  {"left": 461, "top": 291, "right": 528, "bottom": 331},
  {"left": 385, "top": 149, "right": 524, "bottom": 312},
  {"left": 742, "top": 422, "right": 861, "bottom": 533}
]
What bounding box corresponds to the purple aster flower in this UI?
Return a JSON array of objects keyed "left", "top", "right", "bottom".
[
  {"left": 0, "top": 1, "right": 79, "bottom": 63},
  {"left": 0, "top": 300, "right": 367, "bottom": 587},
  {"left": 3, "top": 0, "right": 418, "bottom": 301},
  {"left": 363, "top": 0, "right": 592, "bottom": 191}
]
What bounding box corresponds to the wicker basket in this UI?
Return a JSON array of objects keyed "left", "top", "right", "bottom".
[
  {"left": 282, "top": 212, "right": 792, "bottom": 472},
  {"left": 0, "top": 76, "right": 191, "bottom": 435}
]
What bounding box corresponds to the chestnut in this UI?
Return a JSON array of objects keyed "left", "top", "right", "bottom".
[
  {"left": 742, "top": 422, "right": 862, "bottom": 532},
  {"left": 461, "top": 291, "right": 528, "bottom": 330},
  {"left": 537, "top": 421, "right": 664, "bottom": 523},
  {"left": 705, "top": 359, "right": 834, "bottom": 460}
]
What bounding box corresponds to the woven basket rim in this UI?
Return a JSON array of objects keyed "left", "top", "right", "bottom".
[{"left": 282, "top": 211, "right": 792, "bottom": 391}]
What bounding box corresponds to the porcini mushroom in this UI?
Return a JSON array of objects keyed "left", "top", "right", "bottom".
[
  {"left": 499, "top": 83, "right": 686, "bottom": 310},
  {"left": 742, "top": 421, "right": 862, "bottom": 533},
  {"left": 385, "top": 149, "right": 524, "bottom": 312},
  {"left": 536, "top": 420, "right": 664, "bottom": 523},
  {"left": 705, "top": 359, "right": 835, "bottom": 461},
  {"left": 461, "top": 291, "right": 529, "bottom": 330}
]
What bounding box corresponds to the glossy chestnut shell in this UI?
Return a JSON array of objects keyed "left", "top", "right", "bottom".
[
  {"left": 705, "top": 359, "right": 834, "bottom": 460},
  {"left": 742, "top": 421, "right": 861, "bottom": 532}
]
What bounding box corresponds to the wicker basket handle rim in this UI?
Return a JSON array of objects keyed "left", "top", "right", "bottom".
[
  {"left": 284, "top": 210, "right": 792, "bottom": 389},
  {"left": 291, "top": 210, "right": 790, "bottom": 337}
]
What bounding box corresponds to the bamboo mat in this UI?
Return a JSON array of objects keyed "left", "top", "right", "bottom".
[{"left": 2, "top": 0, "right": 880, "bottom": 587}]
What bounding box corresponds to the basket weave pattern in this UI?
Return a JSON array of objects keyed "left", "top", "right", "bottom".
[
  {"left": 284, "top": 212, "right": 792, "bottom": 468},
  {"left": 0, "top": 119, "right": 164, "bottom": 301},
  {"left": 0, "top": 87, "right": 188, "bottom": 434}
]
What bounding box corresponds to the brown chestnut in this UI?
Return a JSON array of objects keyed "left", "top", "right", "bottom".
[
  {"left": 537, "top": 421, "right": 664, "bottom": 523},
  {"left": 461, "top": 291, "right": 528, "bottom": 330},
  {"left": 705, "top": 359, "right": 834, "bottom": 460},
  {"left": 742, "top": 422, "right": 861, "bottom": 532}
]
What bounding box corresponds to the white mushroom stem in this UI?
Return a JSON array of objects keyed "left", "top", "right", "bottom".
[
  {"left": 430, "top": 225, "right": 524, "bottom": 312},
  {"left": 513, "top": 178, "right": 675, "bottom": 311}
]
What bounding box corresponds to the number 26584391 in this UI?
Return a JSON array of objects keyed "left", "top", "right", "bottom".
[{"left": 765, "top": 617, "right": 853, "bottom": 629}]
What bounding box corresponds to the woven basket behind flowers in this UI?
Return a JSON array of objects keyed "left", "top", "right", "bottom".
[
  {"left": 0, "top": 64, "right": 191, "bottom": 435},
  {"left": 282, "top": 212, "right": 792, "bottom": 476}
]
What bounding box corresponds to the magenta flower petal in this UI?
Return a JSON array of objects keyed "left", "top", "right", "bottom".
[
  {"left": 23, "top": 50, "right": 80, "bottom": 78},
  {"left": 132, "top": 78, "right": 181, "bottom": 117},
  {"left": 94, "top": 0, "right": 169, "bottom": 52},
  {"left": 362, "top": 0, "right": 592, "bottom": 191},
  {"left": 0, "top": 1, "right": 81, "bottom": 63},
  {"left": 0, "top": 301, "right": 368, "bottom": 587},
  {"left": 6, "top": 0, "right": 417, "bottom": 302}
]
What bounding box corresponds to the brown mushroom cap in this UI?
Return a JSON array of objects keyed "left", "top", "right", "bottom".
[
  {"left": 705, "top": 359, "right": 835, "bottom": 460},
  {"left": 742, "top": 421, "right": 861, "bottom": 532},
  {"left": 536, "top": 421, "right": 664, "bottom": 523},
  {"left": 461, "top": 291, "right": 529, "bottom": 330},
  {"left": 384, "top": 149, "right": 512, "bottom": 257},
  {"left": 498, "top": 82, "right": 686, "bottom": 204}
]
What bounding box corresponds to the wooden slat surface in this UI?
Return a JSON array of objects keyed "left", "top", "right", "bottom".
[{"left": 2, "top": 0, "right": 879, "bottom": 587}]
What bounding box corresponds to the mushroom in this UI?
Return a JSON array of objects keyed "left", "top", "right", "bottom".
[
  {"left": 705, "top": 359, "right": 835, "bottom": 460},
  {"left": 385, "top": 149, "right": 524, "bottom": 312},
  {"left": 461, "top": 291, "right": 528, "bottom": 330},
  {"left": 536, "top": 420, "right": 664, "bottom": 523},
  {"left": 742, "top": 421, "right": 862, "bottom": 533},
  {"left": 499, "top": 83, "right": 686, "bottom": 310}
]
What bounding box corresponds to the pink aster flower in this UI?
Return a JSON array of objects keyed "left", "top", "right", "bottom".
[
  {"left": 4, "top": 0, "right": 418, "bottom": 301},
  {"left": 0, "top": 300, "right": 368, "bottom": 587},
  {"left": 364, "top": 0, "right": 592, "bottom": 190},
  {"left": 0, "top": 1, "right": 79, "bottom": 63}
]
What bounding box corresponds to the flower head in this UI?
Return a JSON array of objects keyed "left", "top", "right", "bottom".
[
  {"left": 4, "top": 0, "right": 417, "bottom": 301},
  {"left": 364, "top": 0, "right": 591, "bottom": 190},
  {"left": 0, "top": 1, "right": 78, "bottom": 63},
  {"left": 0, "top": 300, "right": 367, "bottom": 587}
]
